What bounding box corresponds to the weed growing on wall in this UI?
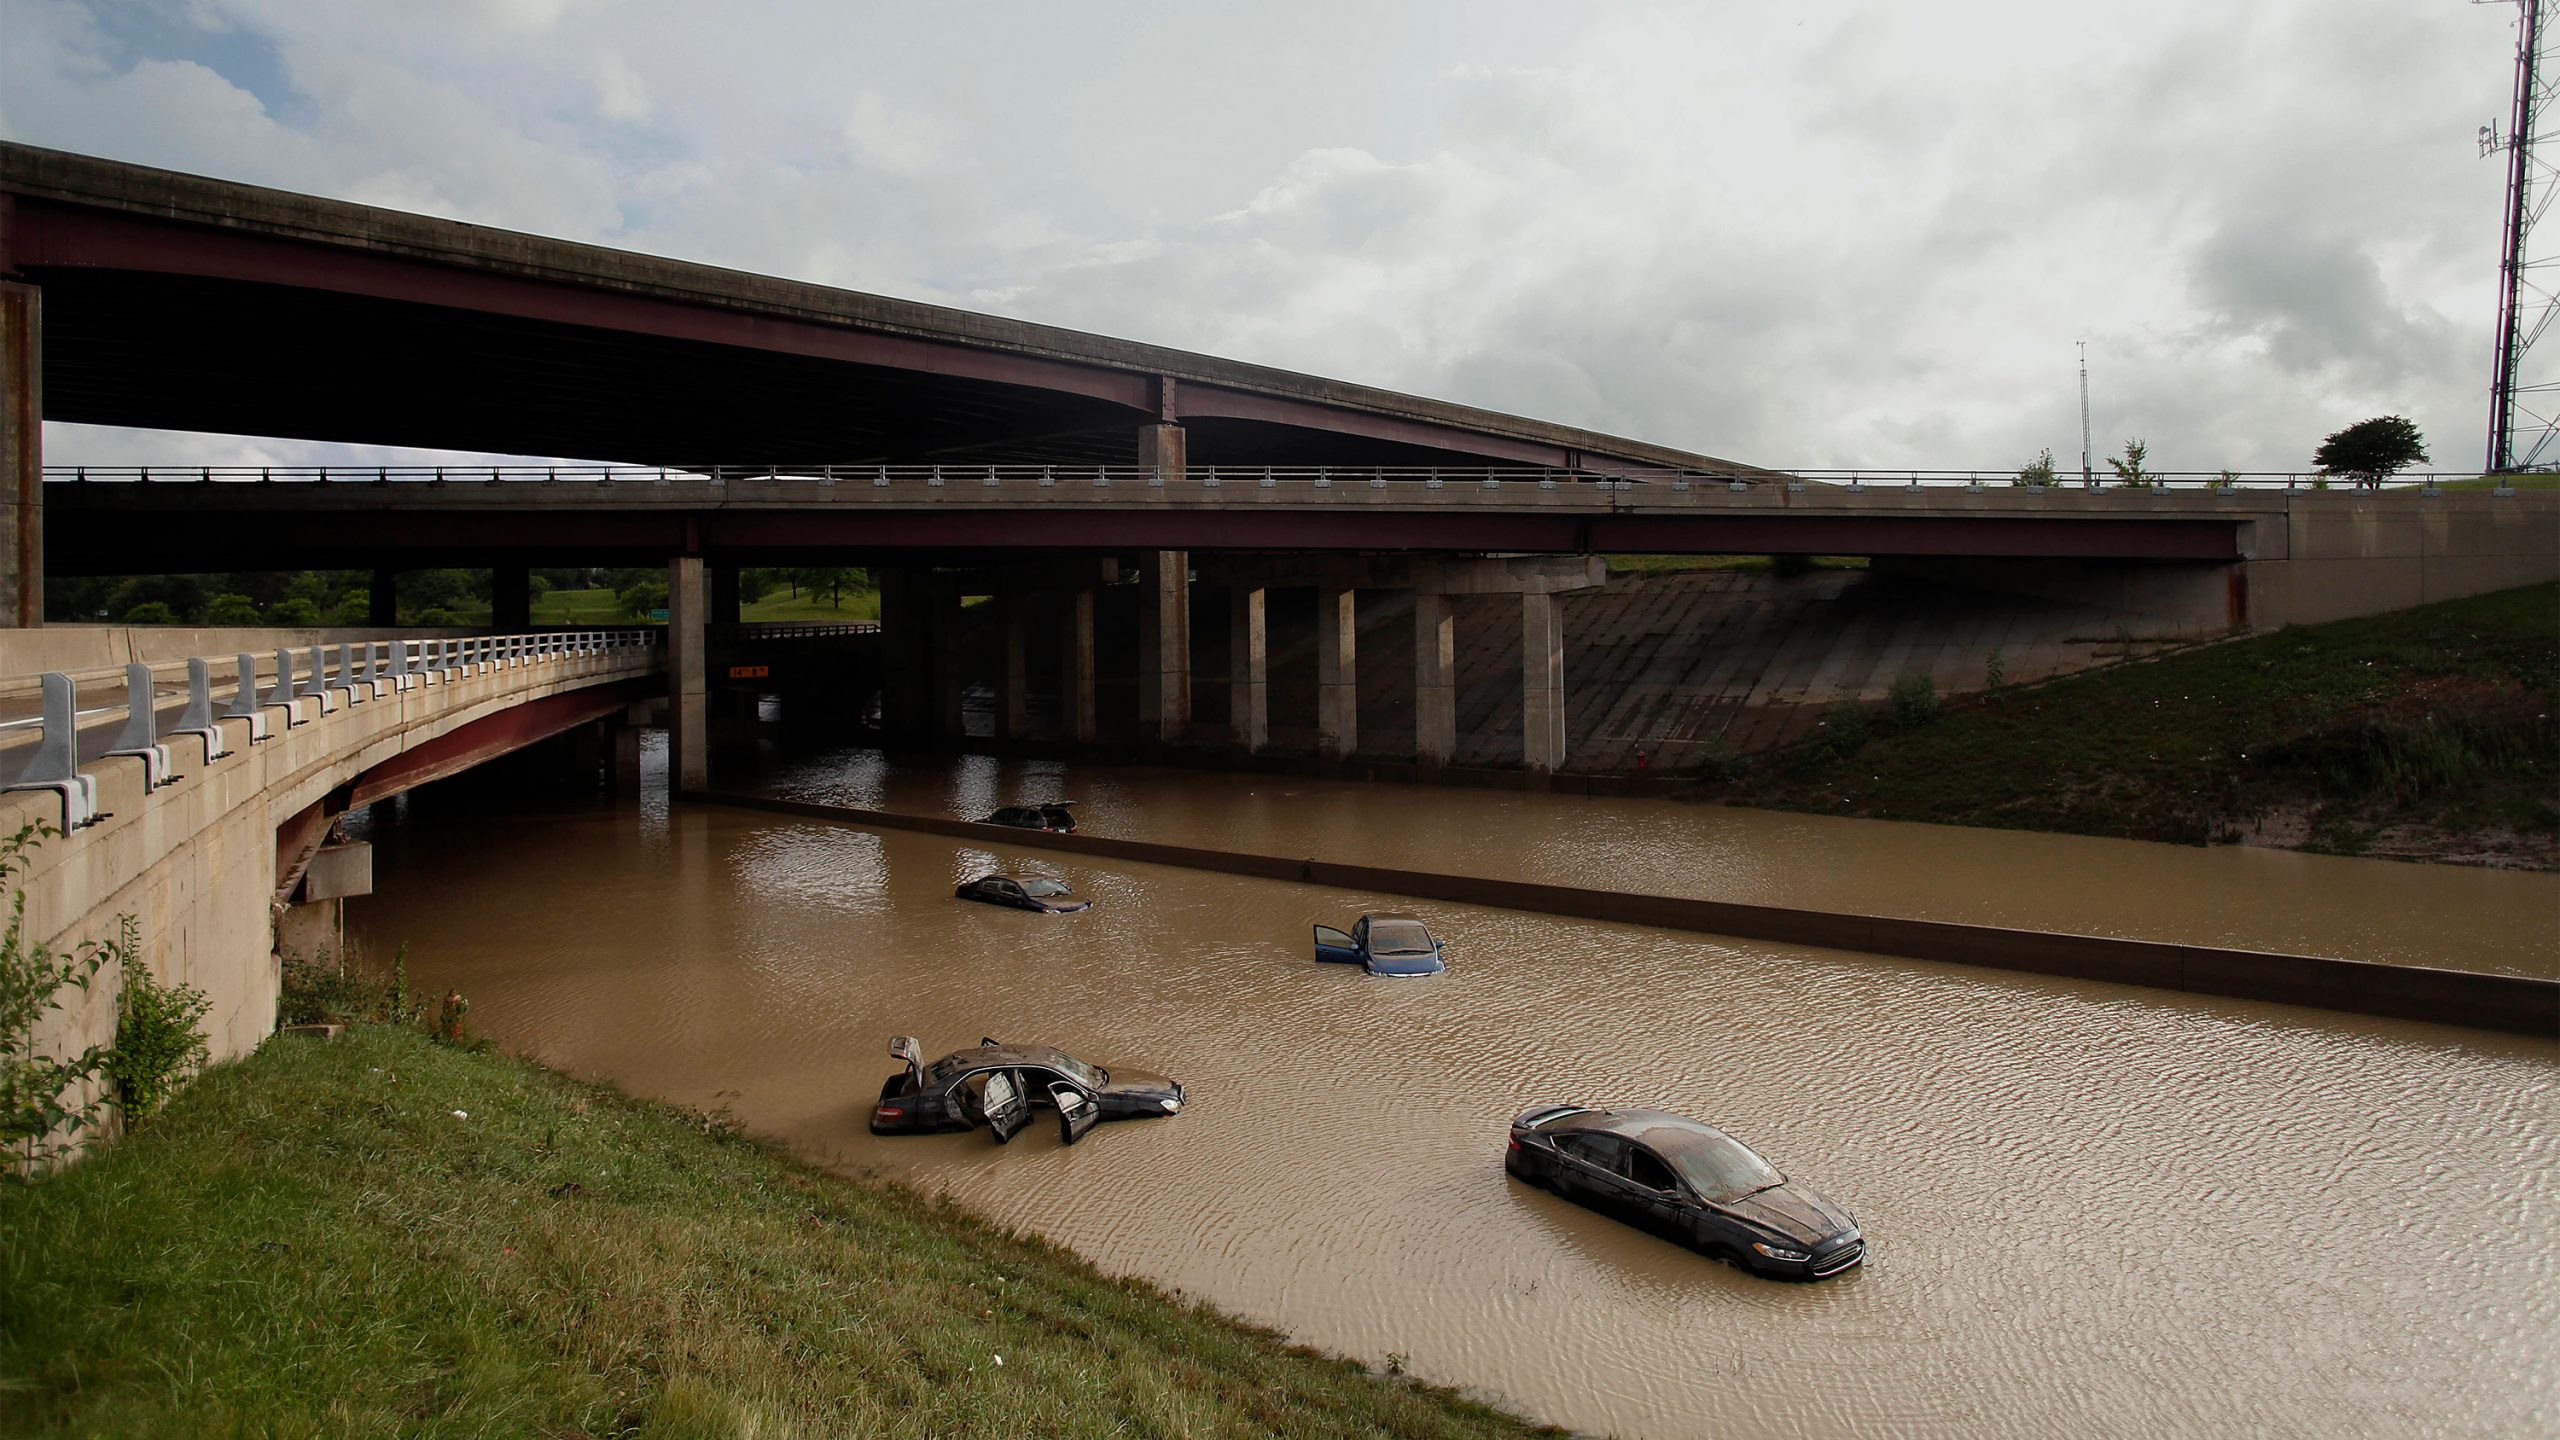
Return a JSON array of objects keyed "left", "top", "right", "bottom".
[
  {"left": 1, "top": 826, "right": 115, "bottom": 1172},
  {"left": 108, "top": 924, "right": 210, "bottom": 1123}
]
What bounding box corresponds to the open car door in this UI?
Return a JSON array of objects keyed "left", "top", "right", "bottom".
[
  {"left": 1050, "top": 1082, "right": 1100, "bottom": 1145},
  {"left": 981, "top": 1068, "right": 1032, "bottom": 1144},
  {"left": 1313, "top": 924, "right": 1360, "bottom": 964}
]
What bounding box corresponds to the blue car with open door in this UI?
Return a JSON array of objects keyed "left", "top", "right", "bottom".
[{"left": 1312, "top": 913, "right": 1447, "bottom": 976}]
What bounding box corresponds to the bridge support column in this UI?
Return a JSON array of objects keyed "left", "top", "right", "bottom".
[
  {"left": 1228, "top": 584, "right": 1267, "bottom": 754},
  {"left": 493, "top": 565, "right": 531, "bottom": 631},
  {"left": 1522, "top": 591, "right": 1565, "bottom": 773},
  {"left": 877, "top": 569, "right": 926, "bottom": 739},
  {"left": 370, "top": 569, "right": 399, "bottom": 626},
  {"left": 610, "top": 716, "right": 644, "bottom": 793},
  {"left": 1414, "top": 592, "right": 1455, "bottom": 769},
  {"left": 1, "top": 281, "right": 40, "bottom": 628},
  {"left": 1136, "top": 551, "right": 1190, "bottom": 744},
  {"left": 711, "top": 566, "right": 741, "bottom": 626},
  {"left": 667, "top": 555, "right": 708, "bottom": 790},
  {"left": 999, "top": 594, "right": 1029, "bottom": 740},
  {"left": 1317, "top": 585, "right": 1357, "bottom": 760},
  {"left": 932, "top": 591, "right": 964, "bottom": 738},
  {"left": 1065, "top": 589, "right": 1097, "bottom": 743}
]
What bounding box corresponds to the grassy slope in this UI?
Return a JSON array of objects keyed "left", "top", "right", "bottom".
[
  {"left": 1701, "top": 583, "right": 2559, "bottom": 865},
  {"left": 0, "top": 1027, "right": 1547, "bottom": 1440},
  {"left": 528, "top": 587, "right": 882, "bottom": 626}
]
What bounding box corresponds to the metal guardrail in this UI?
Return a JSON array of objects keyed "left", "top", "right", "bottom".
[
  {"left": 713, "top": 621, "right": 882, "bottom": 640},
  {"left": 35, "top": 464, "right": 2532, "bottom": 496},
  {"left": 2, "top": 630, "right": 658, "bottom": 832}
]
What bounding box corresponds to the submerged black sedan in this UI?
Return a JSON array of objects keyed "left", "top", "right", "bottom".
[
  {"left": 1505, "top": 1105, "right": 1864, "bottom": 1279},
  {"left": 955, "top": 873, "right": 1090, "bottom": 913},
  {"left": 872, "top": 1036, "right": 1183, "bottom": 1145}
]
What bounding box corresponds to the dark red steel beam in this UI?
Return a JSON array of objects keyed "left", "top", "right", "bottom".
[
  {"left": 344, "top": 682, "right": 648, "bottom": 809},
  {"left": 11, "top": 201, "right": 1160, "bottom": 414}
]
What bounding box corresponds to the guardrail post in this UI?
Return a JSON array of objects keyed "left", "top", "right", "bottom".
[
  {"left": 105, "top": 662, "right": 179, "bottom": 790},
  {"left": 265, "top": 648, "right": 306, "bottom": 726},
  {"left": 298, "top": 644, "right": 334, "bottom": 712},
  {"left": 221, "top": 652, "right": 270, "bottom": 741},
  {"left": 5, "top": 673, "right": 102, "bottom": 829},
  {"left": 172, "top": 657, "right": 227, "bottom": 763}
]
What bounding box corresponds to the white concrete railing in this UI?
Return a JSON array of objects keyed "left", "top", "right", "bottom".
[
  {"left": 37, "top": 464, "right": 2539, "bottom": 496},
  {"left": 3, "top": 630, "right": 659, "bottom": 832}
]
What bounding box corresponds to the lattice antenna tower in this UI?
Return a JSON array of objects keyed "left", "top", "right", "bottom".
[{"left": 2481, "top": 0, "right": 2560, "bottom": 471}]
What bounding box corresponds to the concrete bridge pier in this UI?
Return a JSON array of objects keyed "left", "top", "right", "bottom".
[
  {"left": 370, "top": 569, "right": 399, "bottom": 625},
  {"left": 931, "top": 590, "right": 964, "bottom": 738},
  {"left": 1414, "top": 592, "right": 1455, "bottom": 769},
  {"left": 493, "top": 565, "right": 531, "bottom": 631},
  {"left": 1, "top": 280, "right": 38, "bottom": 628},
  {"left": 1522, "top": 591, "right": 1565, "bottom": 773},
  {"left": 1316, "top": 585, "right": 1357, "bottom": 759},
  {"left": 1229, "top": 584, "right": 1268, "bottom": 755},
  {"left": 998, "top": 593, "right": 1030, "bottom": 740},
  {"left": 1065, "top": 588, "right": 1097, "bottom": 743},
  {"left": 667, "top": 555, "right": 708, "bottom": 789},
  {"left": 1136, "top": 550, "right": 1190, "bottom": 744}
]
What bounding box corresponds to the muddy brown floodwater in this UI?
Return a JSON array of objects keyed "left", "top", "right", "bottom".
[{"left": 347, "top": 744, "right": 2559, "bottom": 1439}]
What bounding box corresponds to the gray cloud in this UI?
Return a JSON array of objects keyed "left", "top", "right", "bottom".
[{"left": 3, "top": 0, "right": 2524, "bottom": 475}]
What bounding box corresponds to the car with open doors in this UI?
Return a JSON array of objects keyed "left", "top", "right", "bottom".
[
  {"left": 955, "top": 873, "right": 1091, "bottom": 913},
  {"left": 1505, "top": 1104, "right": 1864, "bottom": 1279},
  {"left": 872, "top": 1035, "right": 1183, "bottom": 1146},
  {"left": 1312, "top": 913, "right": 1446, "bottom": 976},
  {"left": 981, "top": 802, "right": 1078, "bottom": 833}
]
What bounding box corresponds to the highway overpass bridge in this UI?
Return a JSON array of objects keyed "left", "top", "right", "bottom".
[{"left": 3, "top": 143, "right": 2554, "bottom": 779}]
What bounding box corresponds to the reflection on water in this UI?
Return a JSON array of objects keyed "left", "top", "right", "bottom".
[
  {"left": 348, "top": 751, "right": 2559, "bottom": 1440},
  {"left": 754, "top": 746, "right": 2560, "bottom": 979}
]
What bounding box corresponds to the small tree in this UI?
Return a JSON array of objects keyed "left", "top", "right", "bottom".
[
  {"left": 204, "top": 594, "right": 262, "bottom": 626},
  {"left": 2016, "top": 448, "right": 2058, "bottom": 488},
  {"left": 2104, "top": 437, "right": 2158, "bottom": 489},
  {"left": 2314, "top": 416, "right": 2429, "bottom": 488}
]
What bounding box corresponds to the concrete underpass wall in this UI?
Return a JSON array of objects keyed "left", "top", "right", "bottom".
[{"left": 4, "top": 646, "right": 655, "bottom": 1155}]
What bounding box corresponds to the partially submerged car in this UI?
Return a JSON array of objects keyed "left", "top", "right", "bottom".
[
  {"left": 1313, "top": 913, "right": 1447, "bottom": 976},
  {"left": 1505, "top": 1105, "right": 1864, "bottom": 1279},
  {"left": 872, "top": 1035, "right": 1183, "bottom": 1145},
  {"left": 982, "top": 802, "right": 1077, "bottom": 833},
  {"left": 955, "top": 873, "right": 1091, "bottom": 913}
]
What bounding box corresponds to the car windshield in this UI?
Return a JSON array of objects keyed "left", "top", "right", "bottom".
[
  {"left": 1368, "top": 921, "right": 1434, "bottom": 953},
  {"left": 1651, "top": 1127, "right": 1785, "bottom": 1203},
  {"left": 1021, "top": 878, "right": 1070, "bottom": 898}
]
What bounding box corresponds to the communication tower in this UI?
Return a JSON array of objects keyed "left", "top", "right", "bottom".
[{"left": 2482, "top": 0, "right": 2560, "bottom": 471}]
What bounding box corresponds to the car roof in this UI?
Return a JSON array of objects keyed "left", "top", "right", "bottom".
[
  {"left": 969, "top": 873, "right": 1047, "bottom": 884},
  {"left": 1361, "top": 912, "right": 1424, "bottom": 924},
  {"left": 929, "top": 1043, "right": 1085, "bottom": 1071},
  {"left": 1544, "top": 1108, "right": 1737, "bottom": 1149}
]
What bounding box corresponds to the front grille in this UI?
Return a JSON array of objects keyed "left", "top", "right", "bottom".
[{"left": 1810, "top": 1241, "right": 1865, "bottom": 1276}]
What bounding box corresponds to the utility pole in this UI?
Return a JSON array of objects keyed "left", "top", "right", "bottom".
[{"left": 2077, "top": 340, "right": 2093, "bottom": 487}]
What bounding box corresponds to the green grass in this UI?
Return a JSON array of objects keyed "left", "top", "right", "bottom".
[
  {"left": 526, "top": 587, "right": 883, "bottom": 626},
  {"left": 1703, "top": 583, "right": 2560, "bottom": 860},
  {"left": 0, "top": 1026, "right": 1550, "bottom": 1440}
]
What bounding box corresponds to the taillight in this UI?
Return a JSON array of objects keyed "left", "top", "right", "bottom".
[
  {"left": 875, "top": 1106, "right": 903, "bottom": 1121},
  {"left": 1507, "top": 1136, "right": 1521, "bottom": 1151}
]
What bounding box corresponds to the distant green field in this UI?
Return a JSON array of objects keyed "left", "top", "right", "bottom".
[{"left": 526, "top": 587, "right": 881, "bottom": 625}]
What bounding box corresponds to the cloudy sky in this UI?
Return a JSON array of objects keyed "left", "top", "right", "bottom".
[{"left": 0, "top": 0, "right": 2521, "bottom": 475}]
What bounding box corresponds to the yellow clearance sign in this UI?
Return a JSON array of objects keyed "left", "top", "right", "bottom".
[{"left": 728, "top": 664, "right": 769, "bottom": 679}]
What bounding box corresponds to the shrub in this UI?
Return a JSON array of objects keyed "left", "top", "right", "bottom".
[
  {"left": 3, "top": 826, "right": 119, "bottom": 1171},
  {"left": 280, "top": 942, "right": 421, "bottom": 1028},
  {"left": 108, "top": 935, "right": 209, "bottom": 1123},
  {"left": 1888, "top": 673, "right": 1941, "bottom": 729},
  {"left": 267, "top": 597, "right": 322, "bottom": 626},
  {"left": 2016, "top": 448, "right": 2058, "bottom": 487},
  {"left": 1818, "top": 701, "right": 1872, "bottom": 758},
  {"left": 1690, "top": 736, "right": 1750, "bottom": 783},
  {"left": 1985, "top": 645, "right": 2007, "bottom": 689},
  {"left": 121, "top": 601, "right": 177, "bottom": 625},
  {"left": 414, "top": 607, "right": 461, "bottom": 626}
]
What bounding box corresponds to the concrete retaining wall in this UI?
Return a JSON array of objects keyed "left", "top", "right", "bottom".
[
  {"left": 697, "top": 791, "right": 2560, "bottom": 1039},
  {"left": 2246, "top": 492, "right": 2559, "bottom": 628}
]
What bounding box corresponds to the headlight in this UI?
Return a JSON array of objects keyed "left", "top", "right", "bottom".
[
  {"left": 1160, "top": 1097, "right": 1181, "bottom": 1113},
  {"left": 1751, "top": 1242, "right": 1809, "bottom": 1262}
]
